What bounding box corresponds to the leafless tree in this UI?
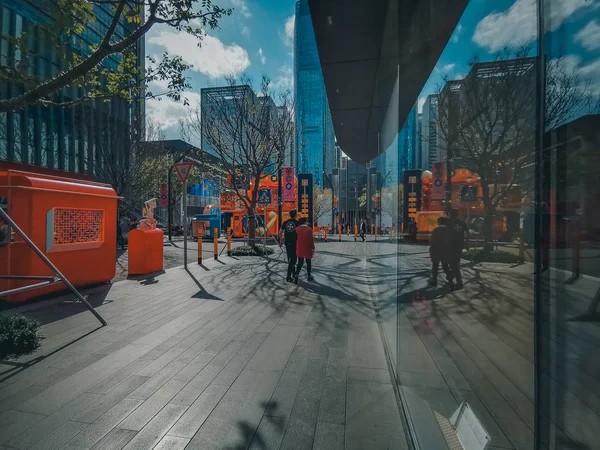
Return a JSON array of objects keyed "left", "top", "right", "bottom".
[
  {"left": 184, "top": 76, "right": 295, "bottom": 246},
  {"left": 436, "top": 46, "right": 595, "bottom": 247}
]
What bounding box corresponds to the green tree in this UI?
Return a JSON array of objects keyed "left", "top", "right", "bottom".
[{"left": 0, "top": 0, "right": 231, "bottom": 113}]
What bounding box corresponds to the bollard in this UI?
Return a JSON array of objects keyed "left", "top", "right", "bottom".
[
  {"left": 197, "top": 227, "right": 203, "bottom": 265},
  {"left": 325, "top": 226, "right": 328, "bottom": 242},
  {"left": 227, "top": 227, "right": 232, "bottom": 256},
  {"left": 518, "top": 229, "right": 525, "bottom": 263},
  {"left": 338, "top": 225, "right": 342, "bottom": 242},
  {"left": 375, "top": 226, "right": 378, "bottom": 241},
  {"left": 354, "top": 225, "right": 358, "bottom": 242},
  {"left": 371, "top": 224, "right": 374, "bottom": 236},
  {"left": 213, "top": 228, "right": 218, "bottom": 260}
]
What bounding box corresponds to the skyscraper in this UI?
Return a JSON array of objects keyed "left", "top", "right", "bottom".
[
  {"left": 0, "top": 1, "right": 144, "bottom": 178},
  {"left": 294, "top": 0, "right": 335, "bottom": 187},
  {"left": 421, "top": 94, "right": 439, "bottom": 170}
]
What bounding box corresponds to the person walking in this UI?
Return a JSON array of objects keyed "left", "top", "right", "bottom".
[
  {"left": 280, "top": 209, "right": 300, "bottom": 282},
  {"left": 429, "top": 217, "right": 453, "bottom": 287},
  {"left": 359, "top": 219, "right": 367, "bottom": 242},
  {"left": 117, "top": 219, "right": 126, "bottom": 250},
  {"left": 448, "top": 208, "right": 469, "bottom": 290},
  {"left": 294, "top": 217, "right": 315, "bottom": 283}
]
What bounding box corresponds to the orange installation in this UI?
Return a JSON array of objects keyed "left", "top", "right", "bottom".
[{"left": 0, "top": 170, "right": 118, "bottom": 303}]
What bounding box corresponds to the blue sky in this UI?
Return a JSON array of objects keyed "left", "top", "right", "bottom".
[
  {"left": 145, "top": 0, "right": 296, "bottom": 138},
  {"left": 418, "top": 0, "right": 600, "bottom": 112},
  {"left": 145, "top": 0, "right": 600, "bottom": 139}
]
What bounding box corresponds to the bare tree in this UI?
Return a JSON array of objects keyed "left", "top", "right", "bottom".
[
  {"left": 436, "top": 47, "right": 595, "bottom": 247},
  {"left": 313, "top": 186, "right": 332, "bottom": 226},
  {"left": 184, "top": 76, "right": 295, "bottom": 246}
]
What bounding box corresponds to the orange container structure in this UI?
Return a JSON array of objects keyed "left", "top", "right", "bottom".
[
  {"left": 127, "top": 228, "right": 164, "bottom": 275},
  {"left": 0, "top": 170, "right": 118, "bottom": 303}
]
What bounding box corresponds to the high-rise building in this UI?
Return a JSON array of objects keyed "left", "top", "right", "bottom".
[
  {"left": 294, "top": 0, "right": 335, "bottom": 187},
  {"left": 399, "top": 105, "right": 417, "bottom": 171},
  {"left": 0, "top": 1, "right": 144, "bottom": 178},
  {"left": 278, "top": 106, "right": 296, "bottom": 168},
  {"left": 416, "top": 113, "right": 422, "bottom": 169},
  {"left": 334, "top": 144, "right": 343, "bottom": 169},
  {"left": 421, "top": 94, "right": 439, "bottom": 170}
]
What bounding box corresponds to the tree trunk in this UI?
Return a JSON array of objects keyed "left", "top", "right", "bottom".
[
  {"left": 482, "top": 204, "right": 496, "bottom": 252},
  {"left": 247, "top": 203, "right": 257, "bottom": 247}
]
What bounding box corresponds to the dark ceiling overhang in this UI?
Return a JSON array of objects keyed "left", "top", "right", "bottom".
[{"left": 308, "top": 0, "right": 469, "bottom": 164}]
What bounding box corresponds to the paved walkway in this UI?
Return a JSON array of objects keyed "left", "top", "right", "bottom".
[{"left": 0, "top": 242, "right": 408, "bottom": 450}]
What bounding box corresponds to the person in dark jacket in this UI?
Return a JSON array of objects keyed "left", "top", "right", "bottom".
[
  {"left": 280, "top": 209, "right": 300, "bottom": 282},
  {"left": 448, "top": 208, "right": 469, "bottom": 290},
  {"left": 429, "top": 217, "right": 453, "bottom": 287},
  {"left": 359, "top": 219, "right": 367, "bottom": 242}
]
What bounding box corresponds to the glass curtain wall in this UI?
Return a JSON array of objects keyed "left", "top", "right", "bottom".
[{"left": 370, "top": 0, "right": 600, "bottom": 448}]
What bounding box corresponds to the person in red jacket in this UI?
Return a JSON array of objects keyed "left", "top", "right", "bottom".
[{"left": 294, "top": 217, "right": 315, "bottom": 283}]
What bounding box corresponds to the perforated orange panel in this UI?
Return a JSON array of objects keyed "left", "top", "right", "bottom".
[{"left": 53, "top": 208, "right": 103, "bottom": 245}]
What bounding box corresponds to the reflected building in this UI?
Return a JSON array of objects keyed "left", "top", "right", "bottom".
[
  {"left": 294, "top": 0, "right": 335, "bottom": 187},
  {"left": 309, "top": 0, "right": 600, "bottom": 448}
]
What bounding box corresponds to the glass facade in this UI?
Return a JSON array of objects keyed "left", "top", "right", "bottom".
[
  {"left": 294, "top": 0, "right": 335, "bottom": 187},
  {"left": 0, "top": 1, "right": 143, "bottom": 177},
  {"left": 319, "top": 0, "right": 600, "bottom": 448}
]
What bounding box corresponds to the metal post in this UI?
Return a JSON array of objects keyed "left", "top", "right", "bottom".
[
  {"left": 0, "top": 208, "right": 106, "bottom": 326},
  {"left": 227, "top": 227, "right": 232, "bottom": 256},
  {"left": 183, "top": 179, "right": 188, "bottom": 270},
  {"left": 213, "top": 228, "right": 218, "bottom": 260},
  {"left": 263, "top": 208, "right": 267, "bottom": 248},
  {"left": 197, "top": 227, "right": 203, "bottom": 265}
]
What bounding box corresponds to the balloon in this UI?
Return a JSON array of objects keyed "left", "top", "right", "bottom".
[{"left": 422, "top": 170, "right": 433, "bottom": 180}]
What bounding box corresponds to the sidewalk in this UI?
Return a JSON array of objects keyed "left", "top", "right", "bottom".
[{"left": 0, "top": 242, "right": 408, "bottom": 450}]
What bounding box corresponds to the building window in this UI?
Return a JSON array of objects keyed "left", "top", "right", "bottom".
[{"left": 0, "top": 112, "right": 7, "bottom": 159}]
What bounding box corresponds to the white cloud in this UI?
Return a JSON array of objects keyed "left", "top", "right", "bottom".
[
  {"left": 451, "top": 24, "right": 463, "bottom": 43},
  {"left": 579, "top": 57, "right": 600, "bottom": 79},
  {"left": 232, "top": 0, "right": 252, "bottom": 18},
  {"left": 575, "top": 20, "right": 600, "bottom": 51},
  {"left": 146, "top": 91, "right": 200, "bottom": 131},
  {"left": 473, "top": 0, "right": 592, "bottom": 52},
  {"left": 241, "top": 25, "right": 250, "bottom": 37},
  {"left": 272, "top": 65, "right": 293, "bottom": 91},
  {"left": 258, "top": 48, "right": 266, "bottom": 65},
  {"left": 148, "top": 32, "right": 250, "bottom": 79},
  {"left": 436, "top": 63, "right": 456, "bottom": 74},
  {"left": 284, "top": 15, "right": 295, "bottom": 46},
  {"left": 417, "top": 97, "right": 426, "bottom": 113}
]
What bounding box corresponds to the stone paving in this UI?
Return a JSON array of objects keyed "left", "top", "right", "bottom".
[{"left": 0, "top": 241, "right": 408, "bottom": 450}]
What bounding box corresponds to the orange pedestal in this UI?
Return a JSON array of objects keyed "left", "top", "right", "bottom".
[{"left": 127, "top": 228, "right": 164, "bottom": 275}]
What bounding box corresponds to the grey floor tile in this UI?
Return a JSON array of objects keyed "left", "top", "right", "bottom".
[
  {"left": 170, "top": 365, "right": 222, "bottom": 406},
  {"left": 209, "top": 340, "right": 245, "bottom": 367},
  {"left": 186, "top": 416, "right": 242, "bottom": 449},
  {"left": 118, "top": 379, "right": 186, "bottom": 431},
  {"left": 399, "top": 371, "right": 449, "bottom": 390},
  {"left": 168, "top": 384, "right": 229, "bottom": 439},
  {"left": 7, "top": 392, "right": 102, "bottom": 450},
  {"left": 36, "top": 353, "right": 109, "bottom": 388},
  {"left": 265, "top": 372, "right": 303, "bottom": 419},
  {"left": 128, "top": 362, "right": 186, "bottom": 400},
  {"left": 0, "top": 410, "right": 45, "bottom": 446},
  {"left": 120, "top": 404, "right": 186, "bottom": 450},
  {"left": 278, "top": 417, "right": 315, "bottom": 450},
  {"left": 313, "top": 422, "right": 344, "bottom": 450},
  {"left": 153, "top": 435, "right": 190, "bottom": 450},
  {"left": 60, "top": 398, "right": 143, "bottom": 450},
  {"left": 346, "top": 380, "right": 408, "bottom": 450},
  {"left": 172, "top": 352, "right": 215, "bottom": 383},
  {"left": 28, "top": 420, "right": 89, "bottom": 450},
  {"left": 347, "top": 366, "right": 392, "bottom": 384},
  {"left": 247, "top": 325, "right": 304, "bottom": 371},
  {"left": 89, "top": 428, "right": 137, "bottom": 450},
  {"left": 211, "top": 351, "right": 254, "bottom": 387},
  {"left": 88, "top": 359, "right": 153, "bottom": 394},
  {"left": 318, "top": 377, "right": 346, "bottom": 425},
  {"left": 73, "top": 375, "right": 149, "bottom": 424},
  {"left": 248, "top": 416, "right": 287, "bottom": 450},
  {"left": 0, "top": 385, "right": 46, "bottom": 413},
  {"left": 239, "top": 332, "right": 269, "bottom": 355}
]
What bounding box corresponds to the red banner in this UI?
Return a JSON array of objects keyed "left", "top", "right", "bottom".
[
  {"left": 159, "top": 184, "right": 168, "bottom": 208},
  {"left": 282, "top": 167, "right": 295, "bottom": 202},
  {"left": 431, "top": 162, "right": 446, "bottom": 200}
]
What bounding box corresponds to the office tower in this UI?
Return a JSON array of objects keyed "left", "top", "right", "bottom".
[
  {"left": 294, "top": 0, "right": 335, "bottom": 187},
  {"left": 0, "top": 1, "right": 144, "bottom": 177}
]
